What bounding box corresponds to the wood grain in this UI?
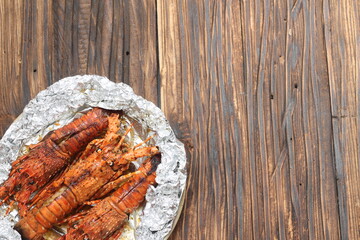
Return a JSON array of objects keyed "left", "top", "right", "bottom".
[
  {"left": 0, "top": 0, "right": 359, "bottom": 239},
  {"left": 0, "top": 0, "right": 25, "bottom": 132}
]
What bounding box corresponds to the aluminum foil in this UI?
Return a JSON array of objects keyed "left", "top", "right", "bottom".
[{"left": 0, "top": 75, "right": 187, "bottom": 240}]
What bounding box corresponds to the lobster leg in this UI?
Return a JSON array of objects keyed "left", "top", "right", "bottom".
[
  {"left": 5, "top": 200, "right": 15, "bottom": 215},
  {"left": 0, "top": 194, "right": 11, "bottom": 206}
]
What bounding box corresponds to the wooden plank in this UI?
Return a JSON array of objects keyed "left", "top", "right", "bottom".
[
  {"left": 158, "top": 0, "right": 357, "bottom": 239},
  {"left": 324, "top": 0, "right": 360, "bottom": 238},
  {"left": 0, "top": 0, "right": 26, "bottom": 136},
  {"left": 158, "top": 1, "right": 248, "bottom": 239},
  {"left": 0, "top": 0, "right": 359, "bottom": 239},
  {"left": 126, "top": 0, "right": 158, "bottom": 104},
  {"left": 0, "top": 0, "right": 158, "bottom": 137}
]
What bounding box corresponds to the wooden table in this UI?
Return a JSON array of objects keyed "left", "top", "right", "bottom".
[{"left": 1, "top": 1, "right": 359, "bottom": 239}]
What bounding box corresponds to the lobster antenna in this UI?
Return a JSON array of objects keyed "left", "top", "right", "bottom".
[
  {"left": 133, "top": 135, "right": 155, "bottom": 149},
  {"left": 114, "top": 123, "right": 134, "bottom": 151}
]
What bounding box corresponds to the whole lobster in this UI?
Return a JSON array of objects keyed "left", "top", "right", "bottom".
[
  {"left": 0, "top": 108, "right": 109, "bottom": 211},
  {"left": 60, "top": 154, "right": 161, "bottom": 240},
  {"left": 15, "top": 114, "right": 159, "bottom": 240}
]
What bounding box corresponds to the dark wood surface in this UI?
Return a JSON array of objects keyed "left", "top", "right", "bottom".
[{"left": 1, "top": 1, "right": 359, "bottom": 239}]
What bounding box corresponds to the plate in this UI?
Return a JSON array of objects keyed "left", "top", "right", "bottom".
[{"left": 0, "top": 75, "right": 187, "bottom": 240}]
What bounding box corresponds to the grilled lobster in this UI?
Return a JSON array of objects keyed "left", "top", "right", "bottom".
[
  {"left": 15, "top": 114, "right": 159, "bottom": 240},
  {"left": 0, "top": 108, "right": 109, "bottom": 209},
  {"left": 60, "top": 154, "right": 161, "bottom": 240}
]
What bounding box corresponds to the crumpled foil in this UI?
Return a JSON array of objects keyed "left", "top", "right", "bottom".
[{"left": 0, "top": 75, "right": 187, "bottom": 240}]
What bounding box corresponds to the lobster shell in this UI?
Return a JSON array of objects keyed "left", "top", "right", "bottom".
[
  {"left": 0, "top": 108, "right": 110, "bottom": 207},
  {"left": 62, "top": 154, "right": 161, "bottom": 240},
  {"left": 15, "top": 115, "right": 159, "bottom": 240}
]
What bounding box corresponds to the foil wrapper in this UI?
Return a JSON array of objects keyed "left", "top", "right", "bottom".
[{"left": 0, "top": 75, "right": 187, "bottom": 240}]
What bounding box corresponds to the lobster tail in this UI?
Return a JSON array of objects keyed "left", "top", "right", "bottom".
[
  {"left": 15, "top": 215, "right": 46, "bottom": 240},
  {"left": 15, "top": 187, "right": 80, "bottom": 239}
]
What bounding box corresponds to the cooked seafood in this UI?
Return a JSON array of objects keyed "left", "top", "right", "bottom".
[
  {"left": 60, "top": 154, "right": 161, "bottom": 240},
  {"left": 15, "top": 114, "right": 159, "bottom": 240},
  {"left": 0, "top": 108, "right": 109, "bottom": 211}
]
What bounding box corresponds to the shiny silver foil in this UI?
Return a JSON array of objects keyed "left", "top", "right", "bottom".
[{"left": 0, "top": 75, "right": 187, "bottom": 240}]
